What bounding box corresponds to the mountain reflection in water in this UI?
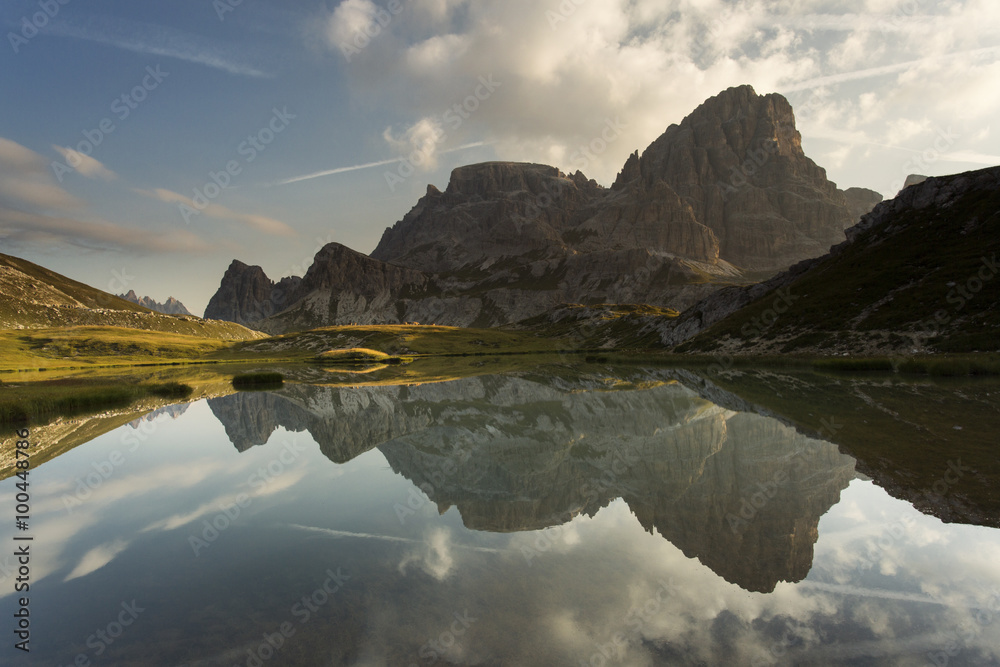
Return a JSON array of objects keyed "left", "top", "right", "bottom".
[
  {"left": 208, "top": 376, "right": 856, "bottom": 593},
  {"left": 2, "top": 367, "right": 998, "bottom": 666}
]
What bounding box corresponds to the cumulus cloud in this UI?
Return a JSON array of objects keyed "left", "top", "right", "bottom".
[{"left": 316, "top": 0, "right": 1000, "bottom": 191}]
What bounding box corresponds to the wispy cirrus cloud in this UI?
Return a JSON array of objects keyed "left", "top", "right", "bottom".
[
  {"left": 0, "top": 137, "right": 85, "bottom": 211},
  {"left": 45, "top": 16, "right": 272, "bottom": 78},
  {"left": 137, "top": 188, "right": 296, "bottom": 237},
  {"left": 52, "top": 146, "right": 117, "bottom": 181},
  {"left": 0, "top": 205, "right": 212, "bottom": 253},
  {"left": 0, "top": 137, "right": 210, "bottom": 253}
]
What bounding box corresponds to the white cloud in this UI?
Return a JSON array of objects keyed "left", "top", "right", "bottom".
[
  {"left": 64, "top": 540, "right": 130, "bottom": 582},
  {"left": 315, "top": 0, "right": 1000, "bottom": 192}
]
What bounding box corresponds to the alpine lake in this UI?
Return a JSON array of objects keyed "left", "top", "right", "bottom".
[{"left": 2, "top": 358, "right": 999, "bottom": 666}]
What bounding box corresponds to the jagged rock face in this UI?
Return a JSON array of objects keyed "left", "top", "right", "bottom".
[
  {"left": 203, "top": 260, "right": 303, "bottom": 326},
  {"left": 371, "top": 164, "right": 615, "bottom": 272},
  {"left": 618, "top": 85, "right": 860, "bottom": 272},
  {"left": 205, "top": 372, "right": 856, "bottom": 593}
]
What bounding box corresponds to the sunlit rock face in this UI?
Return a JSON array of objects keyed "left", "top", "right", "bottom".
[
  {"left": 208, "top": 373, "right": 855, "bottom": 592},
  {"left": 617, "top": 85, "right": 871, "bottom": 272}
]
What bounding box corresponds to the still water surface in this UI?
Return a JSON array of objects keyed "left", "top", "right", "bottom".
[{"left": 2, "top": 368, "right": 999, "bottom": 666}]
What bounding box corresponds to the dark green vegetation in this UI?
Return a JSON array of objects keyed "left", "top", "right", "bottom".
[
  {"left": 678, "top": 170, "right": 1000, "bottom": 355},
  {"left": 811, "top": 354, "right": 1000, "bottom": 376},
  {"left": 232, "top": 372, "right": 285, "bottom": 389},
  {"left": 519, "top": 303, "right": 681, "bottom": 349},
  {"left": 0, "top": 378, "right": 193, "bottom": 426}
]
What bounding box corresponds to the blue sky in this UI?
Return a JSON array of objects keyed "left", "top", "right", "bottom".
[{"left": 1, "top": 0, "right": 999, "bottom": 314}]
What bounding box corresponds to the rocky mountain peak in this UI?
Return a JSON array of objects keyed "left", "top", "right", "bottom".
[
  {"left": 118, "top": 289, "right": 193, "bottom": 316},
  {"left": 204, "top": 260, "right": 293, "bottom": 326}
]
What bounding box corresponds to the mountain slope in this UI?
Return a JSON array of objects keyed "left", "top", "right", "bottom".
[
  {"left": 0, "top": 252, "right": 262, "bottom": 340},
  {"left": 673, "top": 166, "right": 1000, "bottom": 355}
]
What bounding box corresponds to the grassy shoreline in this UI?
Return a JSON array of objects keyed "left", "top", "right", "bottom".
[{"left": 3, "top": 321, "right": 999, "bottom": 430}]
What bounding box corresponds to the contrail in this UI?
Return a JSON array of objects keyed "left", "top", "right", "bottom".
[
  {"left": 289, "top": 524, "right": 504, "bottom": 553},
  {"left": 271, "top": 142, "right": 488, "bottom": 186},
  {"left": 780, "top": 46, "right": 1000, "bottom": 92}
]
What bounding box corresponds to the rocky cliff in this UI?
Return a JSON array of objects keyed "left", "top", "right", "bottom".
[{"left": 206, "top": 86, "right": 880, "bottom": 332}]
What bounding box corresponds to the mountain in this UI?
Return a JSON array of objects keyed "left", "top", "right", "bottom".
[
  {"left": 206, "top": 86, "right": 880, "bottom": 333},
  {"left": 670, "top": 166, "right": 1000, "bottom": 355},
  {"left": 207, "top": 371, "right": 856, "bottom": 593},
  {"left": 119, "top": 290, "right": 193, "bottom": 316},
  {"left": 0, "top": 252, "right": 262, "bottom": 340}
]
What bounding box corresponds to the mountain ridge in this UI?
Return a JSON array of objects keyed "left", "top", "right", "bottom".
[
  {"left": 206, "top": 85, "right": 881, "bottom": 333},
  {"left": 119, "top": 290, "right": 193, "bottom": 316}
]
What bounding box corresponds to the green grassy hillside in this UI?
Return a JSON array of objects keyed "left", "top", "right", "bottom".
[{"left": 0, "top": 252, "right": 263, "bottom": 341}]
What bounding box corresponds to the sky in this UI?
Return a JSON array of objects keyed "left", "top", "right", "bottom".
[{"left": 1, "top": 0, "right": 999, "bottom": 315}]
